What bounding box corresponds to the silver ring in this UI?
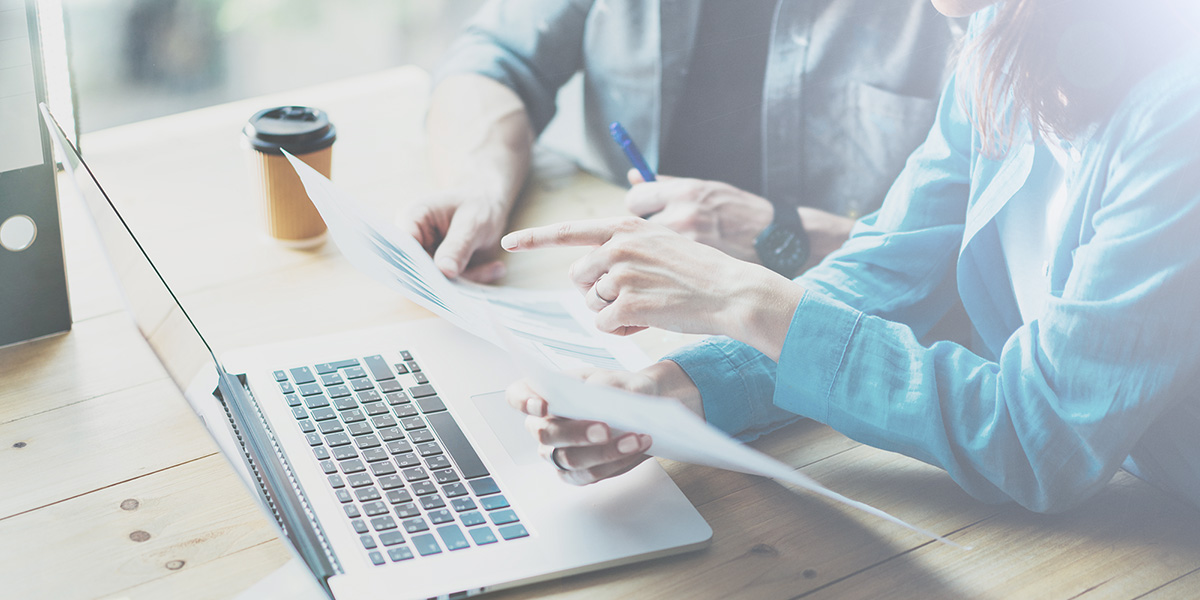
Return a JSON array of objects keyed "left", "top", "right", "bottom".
[
  {"left": 594, "top": 275, "right": 616, "bottom": 304},
  {"left": 550, "top": 447, "right": 570, "bottom": 472}
]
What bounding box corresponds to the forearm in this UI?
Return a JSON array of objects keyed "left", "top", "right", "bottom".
[{"left": 426, "top": 74, "right": 535, "bottom": 207}]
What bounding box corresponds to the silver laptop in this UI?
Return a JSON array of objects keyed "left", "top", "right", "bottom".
[{"left": 41, "top": 106, "right": 711, "bottom": 600}]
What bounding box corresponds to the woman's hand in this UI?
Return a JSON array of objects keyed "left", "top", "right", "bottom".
[
  {"left": 501, "top": 217, "right": 803, "bottom": 359},
  {"left": 505, "top": 362, "right": 703, "bottom": 485}
]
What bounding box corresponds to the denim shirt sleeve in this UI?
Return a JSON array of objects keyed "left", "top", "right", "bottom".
[{"left": 433, "top": 0, "right": 594, "bottom": 133}]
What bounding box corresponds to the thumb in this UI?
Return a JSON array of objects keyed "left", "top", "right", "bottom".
[
  {"left": 625, "top": 181, "right": 668, "bottom": 218},
  {"left": 431, "top": 212, "right": 488, "bottom": 279}
]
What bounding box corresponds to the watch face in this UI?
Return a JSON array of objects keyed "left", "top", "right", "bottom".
[{"left": 756, "top": 224, "right": 809, "bottom": 276}]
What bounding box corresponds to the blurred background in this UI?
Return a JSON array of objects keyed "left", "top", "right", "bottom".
[{"left": 64, "top": 0, "right": 486, "bottom": 133}]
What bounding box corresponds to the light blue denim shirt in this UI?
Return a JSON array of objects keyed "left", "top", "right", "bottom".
[
  {"left": 670, "top": 14, "right": 1200, "bottom": 513},
  {"left": 436, "top": 0, "right": 959, "bottom": 217}
]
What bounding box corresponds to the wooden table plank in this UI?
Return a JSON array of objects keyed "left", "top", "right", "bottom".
[{"left": 0, "top": 455, "right": 287, "bottom": 600}]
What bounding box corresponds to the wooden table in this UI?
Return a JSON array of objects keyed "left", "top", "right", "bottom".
[{"left": 3, "top": 67, "right": 1199, "bottom": 600}]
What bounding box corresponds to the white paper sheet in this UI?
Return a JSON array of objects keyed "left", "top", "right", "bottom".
[
  {"left": 285, "top": 153, "right": 962, "bottom": 548},
  {"left": 284, "top": 151, "right": 649, "bottom": 373}
]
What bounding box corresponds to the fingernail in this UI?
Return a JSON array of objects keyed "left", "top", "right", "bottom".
[
  {"left": 617, "top": 435, "right": 639, "bottom": 454},
  {"left": 586, "top": 424, "right": 608, "bottom": 443},
  {"left": 527, "top": 397, "right": 546, "bottom": 417},
  {"left": 436, "top": 257, "right": 459, "bottom": 277},
  {"left": 500, "top": 234, "right": 517, "bottom": 250}
]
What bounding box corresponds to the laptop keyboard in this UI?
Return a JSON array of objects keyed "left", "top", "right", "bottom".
[{"left": 274, "top": 351, "right": 529, "bottom": 566}]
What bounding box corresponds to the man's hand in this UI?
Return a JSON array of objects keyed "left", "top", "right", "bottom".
[
  {"left": 624, "top": 169, "right": 772, "bottom": 264},
  {"left": 399, "top": 186, "right": 509, "bottom": 282}
]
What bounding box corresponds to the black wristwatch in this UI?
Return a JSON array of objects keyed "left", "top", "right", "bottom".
[{"left": 754, "top": 204, "right": 810, "bottom": 277}]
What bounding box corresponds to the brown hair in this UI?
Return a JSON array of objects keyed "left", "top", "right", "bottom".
[{"left": 964, "top": 0, "right": 1148, "bottom": 156}]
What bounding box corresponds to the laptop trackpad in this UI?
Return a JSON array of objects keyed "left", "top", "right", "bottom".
[{"left": 471, "top": 391, "right": 539, "bottom": 466}]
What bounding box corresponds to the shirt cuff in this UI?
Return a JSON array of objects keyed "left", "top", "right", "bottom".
[{"left": 773, "top": 290, "right": 864, "bottom": 422}]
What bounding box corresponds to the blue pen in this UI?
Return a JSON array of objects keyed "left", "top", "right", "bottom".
[{"left": 609, "top": 122, "right": 656, "bottom": 183}]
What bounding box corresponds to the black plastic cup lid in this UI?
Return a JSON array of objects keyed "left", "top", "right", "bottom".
[{"left": 243, "top": 106, "right": 337, "bottom": 155}]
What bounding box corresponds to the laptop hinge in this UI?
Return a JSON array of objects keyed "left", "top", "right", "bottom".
[{"left": 214, "top": 369, "right": 341, "bottom": 596}]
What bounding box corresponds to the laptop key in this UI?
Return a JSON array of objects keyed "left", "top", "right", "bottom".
[
  {"left": 378, "top": 475, "right": 404, "bottom": 491},
  {"left": 370, "top": 462, "right": 397, "bottom": 477},
  {"left": 425, "top": 456, "right": 452, "bottom": 471},
  {"left": 411, "top": 534, "right": 441, "bottom": 556},
  {"left": 364, "top": 355, "right": 394, "bottom": 381},
  {"left": 298, "top": 419, "right": 316, "bottom": 433},
  {"left": 403, "top": 518, "right": 429, "bottom": 533},
  {"left": 317, "top": 420, "right": 343, "bottom": 435},
  {"left": 332, "top": 396, "right": 358, "bottom": 411},
  {"left": 400, "top": 416, "right": 426, "bottom": 431},
  {"left": 346, "top": 422, "right": 373, "bottom": 437},
  {"left": 313, "top": 446, "right": 330, "bottom": 461},
  {"left": 355, "top": 487, "right": 382, "bottom": 503},
  {"left": 451, "top": 497, "right": 477, "bottom": 512},
  {"left": 291, "top": 407, "right": 308, "bottom": 420},
  {"left": 402, "top": 466, "right": 429, "bottom": 482},
  {"left": 437, "top": 524, "right": 470, "bottom": 551},
  {"left": 387, "top": 489, "right": 414, "bottom": 505},
  {"left": 399, "top": 351, "right": 413, "bottom": 361},
  {"left": 416, "top": 396, "right": 447, "bottom": 414},
  {"left": 480, "top": 495, "right": 510, "bottom": 511},
  {"left": 417, "top": 442, "right": 443, "bottom": 457},
  {"left": 333, "top": 446, "right": 358, "bottom": 461},
  {"left": 442, "top": 483, "right": 468, "bottom": 498},
  {"left": 371, "top": 415, "right": 397, "bottom": 429},
  {"left": 409, "top": 429, "right": 435, "bottom": 444},
  {"left": 284, "top": 394, "right": 302, "bottom": 407},
  {"left": 320, "top": 460, "right": 337, "bottom": 475},
  {"left": 413, "top": 372, "right": 429, "bottom": 385},
  {"left": 351, "top": 379, "right": 375, "bottom": 392},
  {"left": 326, "top": 384, "right": 352, "bottom": 398},
  {"left": 394, "top": 453, "right": 421, "bottom": 468},
  {"left": 379, "top": 530, "right": 405, "bottom": 547},
  {"left": 336, "top": 489, "right": 353, "bottom": 503},
  {"left": 388, "top": 546, "right": 415, "bottom": 562},
  {"left": 298, "top": 383, "right": 323, "bottom": 396},
  {"left": 363, "top": 501, "right": 389, "bottom": 517},
  {"left": 274, "top": 370, "right": 289, "bottom": 382},
  {"left": 303, "top": 394, "right": 330, "bottom": 409},
  {"left": 361, "top": 447, "right": 388, "bottom": 462},
  {"left": 344, "top": 366, "right": 368, "bottom": 379},
  {"left": 278, "top": 381, "right": 295, "bottom": 394},
  {"left": 347, "top": 473, "right": 373, "bottom": 488},
  {"left": 327, "top": 474, "right": 345, "bottom": 489},
  {"left": 393, "top": 363, "right": 409, "bottom": 375},
  {"left": 370, "top": 516, "right": 398, "bottom": 531},
  {"left": 468, "top": 477, "right": 501, "bottom": 496},
  {"left": 433, "top": 468, "right": 459, "bottom": 484},
  {"left": 393, "top": 502, "right": 420, "bottom": 519},
  {"left": 342, "top": 409, "right": 367, "bottom": 423},
  {"left": 320, "top": 373, "right": 344, "bottom": 387},
  {"left": 326, "top": 432, "right": 351, "bottom": 447},
  {"left": 358, "top": 389, "right": 383, "bottom": 404},
  {"left": 360, "top": 534, "right": 377, "bottom": 550},
  {"left": 460, "top": 511, "right": 486, "bottom": 527},
  {"left": 289, "top": 367, "right": 316, "bottom": 385},
  {"left": 468, "top": 526, "right": 497, "bottom": 546},
  {"left": 378, "top": 427, "right": 404, "bottom": 442},
  {"left": 368, "top": 551, "right": 385, "bottom": 566},
  {"left": 344, "top": 504, "right": 362, "bottom": 519},
  {"left": 340, "top": 459, "right": 366, "bottom": 474},
  {"left": 378, "top": 379, "right": 402, "bottom": 394},
  {"left": 408, "top": 384, "right": 436, "bottom": 398},
  {"left": 385, "top": 391, "right": 410, "bottom": 405},
  {"left": 489, "top": 509, "right": 519, "bottom": 526},
  {"left": 386, "top": 441, "right": 413, "bottom": 455},
  {"left": 420, "top": 495, "right": 446, "bottom": 511},
  {"left": 405, "top": 360, "right": 421, "bottom": 373},
  {"left": 426, "top": 412, "right": 490, "bottom": 479},
  {"left": 352, "top": 519, "right": 369, "bottom": 534},
  {"left": 498, "top": 524, "right": 529, "bottom": 540},
  {"left": 411, "top": 481, "right": 438, "bottom": 496},
  {"left": 310, "top": 407, "right": 337, "bottom": 422},
  {"left": 354, "top": 434, "right": 381, "bottom": 449},
  {"left": 428, "top": 510, "right": 455, "bottom": 525},
  {"left": 392, "top": 404, "right": 418, "bottom": 418},
  {"left": 305, "top": 433, "right": 323, "bottom": 446}
]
